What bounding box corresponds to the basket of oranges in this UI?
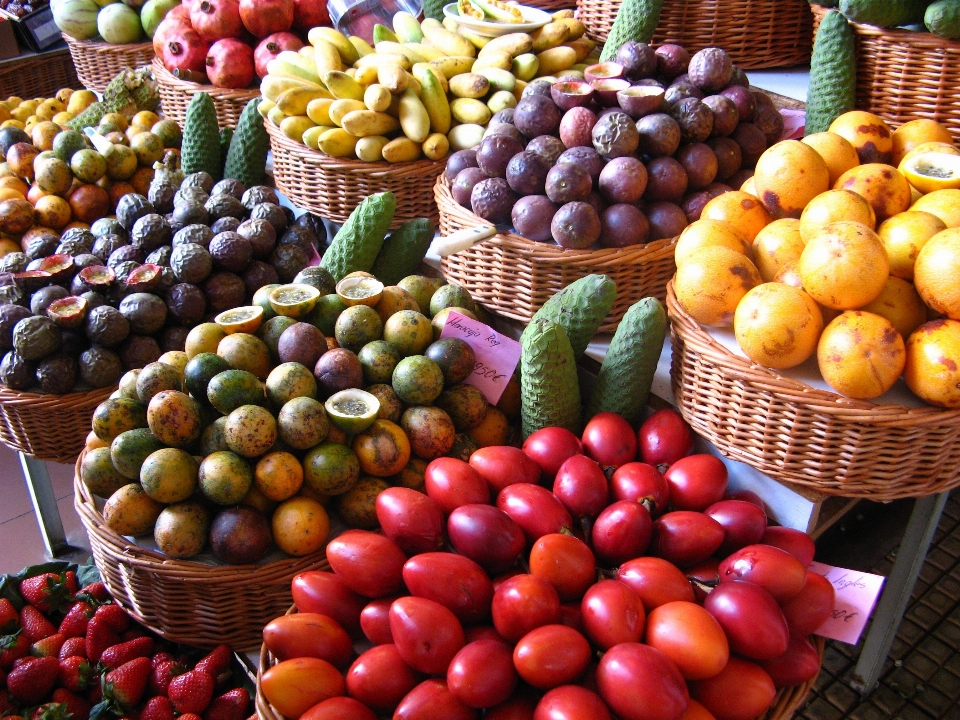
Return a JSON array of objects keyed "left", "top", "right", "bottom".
[{"left": 667, "top": 110, "right": 960, "bottom": 501}]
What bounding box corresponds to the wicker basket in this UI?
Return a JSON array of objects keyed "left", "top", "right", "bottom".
[
  {"left": 575, "top": 0, "right": 813, "bottom": 69},
  {"left": 811, "top": 5, "right": 960, "bottom": 144},
  {"left": 435, "top": 175, "right": 676, "bottom": 333},
  {"left": 74, "top": 453, "right": 329, "bottom": 651},
  {"left": 0, "top": 385, "right": 114, "bottom": 463},
  {"left": 256, "top": 605, "right": 823, "bottom": 720},
  {"left": 666, "top": 280, "right": 960, "bottom": 501},
  {"left": 152, "top": 58, "right": 258, "bottom": 129},
  {"left": 63, "top": 35, "right": 154, "bottom": 94},
  {"left": 266, "top": 121, "right": 444, "bottom": 229},
  {"left": 527, "top": 0, "right": 576, "bottom": 11},
  {"left": 0, "top": 48, "right": 80, "bottom": 100}
]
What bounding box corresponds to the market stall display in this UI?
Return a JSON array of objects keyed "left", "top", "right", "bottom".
[{"left": 0, "top": 50, "right": 80, "bottom": 103}]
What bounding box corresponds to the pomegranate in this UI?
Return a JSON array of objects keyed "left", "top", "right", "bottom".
[
  {"left": 190, "top": 0, "right": 244, "bottom": 41},
  {"left": 161, "top": 27, "right": 211, "bottom": 74},
  {"left": 291, "top": 0, "right": 328, "bottom": 33},
  {"left": 152, "top": 13, "right": 190, "bottom": 56},
  {"left": 167, "top": 3, "right": 193, "bottom": 24},
  {"left": 240, "top": 0, "right": 293, "bottom": 38},
  {"left": 206, "top": 38, "right": 255, "bottom": 88},
  {"left": 254, "top": 31, "right": 303, "bottom": 79}
]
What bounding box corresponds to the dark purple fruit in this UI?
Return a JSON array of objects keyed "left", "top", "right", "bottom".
[
  {"left": 582, "top": 190, "right": 608, "bottom": 218},
  {"left": 526, "top": 135, "right": 566, "bottom": 165},
  {"left": 670, "top": 97, "right": 714, "bottom": 143},
  {"left": 173, "top": 224, "right": 215, "bottom": 248},
  {"left": 512, "top": 195, "right": 559, "bottom": 243},
  {"left": 483, "top": 122, "right": 527, "bottom": 146},
  {"left": 731, "top": 123, "right": 768, "bottom": 168},
  {"left": 237, "top": 218, "right": 277, "bottom": 259},
  {"left": 598, "top": 157, "right": 648, "bottom": 205},
  {"left": 688, "top": 47, "right": 733, "bottom": 92},
  {"left": 506, "top": 151, "right": 551, "bottom": 196},
  {"left": 203, "top": 272, "right": 246, "bottom": 313},
  {"left": 166, "top": 283, "right": 207, "bottom": 326},
  {"left": 211, "top": 216, "right": 242, "bottom": 235},
  {"left": 119, "top": 292, "right": 167, "bottom": 335},
  {"left": 210, "top": 507, "right": 272, "bottom": 564},
  {"left": 314, "top": 347, "right": 363, "bottom": 398},
  {"left": 119, "top": 335, "right": 161, "bottom": 369},
  {"left": 728, "top": 169, "right": 755, "bottom": 191},
  {"left": 445, "top": 149, "right": 479, "bottom": 182},
  {"left": 753, "top": 102, "right": 785, "bottom": 146},
  {"left": 720, "top": 86, "right": 756, "bottom": 122},
  {"left": 677, "top": 143, "right": 719, "bottom": 190},
  {"left": 644, "top": 157, "right": 689, "bottom": 201},
  {"left": 269, "top": 244, "right": 309, "bottom": 284},
  {"left": 708, "top": 137, "right": 743, "bottom": 180},
  {"left": 655, "top": 44, "right": 690, "bottom": 82},
  {"left": 556, "top": 146, "right": 605, "bottom": 186},
  {"left": 551, "top": 201, "right": 601, "bottom": 249},
  {"left": 592, "top": 111, "right": 639, "bottom": 159},
  {"left": 0, "top": 304, "right": 31, "bottom": 350},
  {"left": 471, "top": 177, "right": 518, "bottom": 224},
  {"left": 600, "top": 204, "right": 649, "bottom": 248},
  {"left": 703, "top": 95, "right": 739, "bottom": 137},
  {"left": 0, "top": 349, "right": 35, "bottom": 390},
  {"left": 616, "top": 41, "right": 658, "bottom": 81},
  {"left": 545, "top": 163, "right": 592, "bottom": 204},
  {"left": 646, "top": 201, "right": 688, "bottom": 240},
  {"left": 522, "top": 79, "right": 553, "bottom": 99},
  {"left": 250, "top": 203, "right": 288, "bottom": 235},
  {"left": 242, "top": 261, "right": 280, "bottom": 299},
  {"left": 452, "top": 167, "right": 487, "bottom": 208},
  {"left": 161, "top": 326, "right": 189, "bottom": 352},
  {"left": 242, "top": 186, "right": 280, "bottom": 210},
  {"left": 513, "top": 95, "right": 561, "bottom": 139},
  {"left": 278, "top": 322, "right": 326, "bottom": 368},
  {"left": 636, "top": 113, "right": 681, "bottom": 157},
  {"left": 664, "top": 83, "right": 704, "bottom": 105},
  {"left": 681, "top": 191, "right": 713, "bottom": 223},
  {"left": 476, "top": 134, "right": 525, "bottom": 179},
  {"left": 209, "top": 232, "right": 253, "bottom": 273},
  {"left": 490, "top": 108, "right": 515, "bottom": 126},
  {"left": 85, "top": 305, "right": 130, "bottom": 347},
  {"left": 559, "top": 106, "right": 599, "bottom": 149}
]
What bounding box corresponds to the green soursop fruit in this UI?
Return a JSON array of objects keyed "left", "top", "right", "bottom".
[
  {"left": 805, "top": 10, "right": 857, "bottom": 135},
  {"left": 422, "top": 0, "right": 446, "bottom": 21},
  {"left": 181, "top": 92, "right": 222, "bottom": 181},
  {"left": 223, "top": 98, "right": 270, "bottom": 188},
  {"left": 369, "top": 218, "right": 435, "bottom": 286},
  {"left": 320, "top": 192, "right": 397, "bottom": 281},
  {"left": 67, "top": 67, "right": 159, "bottom": 130},
  {"left": 926, "top": 0, "right": 960, "bottom": 38},
  {"left": 532, "top": 274, "right": 617, "bottom": 359},
  {"left": 839, "top": 0, "right": 928, "bottom": 28},
  {"left": 520, "top": 317, "right": 582, "bottom": 438},
  {"left": 585, "top": 297, "right": 666, "bottom": 424},
  {"left": 219, "top": 127, "right": 233, "bottom": 172},
  {"left": 599, "top": 0, "right": 665, "bottom": 62}
]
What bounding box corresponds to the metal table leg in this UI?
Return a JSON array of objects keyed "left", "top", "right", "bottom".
[
  {"left": 19, "top": 452, "right": 69, "bottom": 558},
  {"left": 850, "top": 491, "right": 950, "bottom": 696}
]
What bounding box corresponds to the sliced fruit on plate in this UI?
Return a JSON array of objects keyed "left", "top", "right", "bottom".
[
  {"left": 459, "top": 0, "right": 524, "bottom": 23},
  {"left": 325, "top": 388, "right": 381, "bottom": 434},
  {"left": 900, "top": 151, "right": 960, "bottom": 194},
  {"left": 215, "top": 305, "right": 265, "bottom": 334},
  {"left": 268, "top": 284, "right": 322, "bottom": 318}
]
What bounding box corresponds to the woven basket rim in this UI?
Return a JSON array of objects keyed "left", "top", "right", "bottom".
[
  {"left": 435, "top": 174, "right": 678, "bottom": 261},
  {"left": 264, "top": 118, "right": 444, "bottom": 173},
  {"left": 62, "top": 34, "right": 154, "bottom": 55},
  {"left": 151, "top": 57, "right": 260, "bottom": 102},
  {"left": 0, "top": 383, "right": 115, "bottom": 406},
  {"left": 666, "top": 279, "right": 960, "bottom": 427},
  {"left": 74, "top": 450, "right": 326, "bottom": 579},
  {"left": 810, "top": 4, "right": 960, "bottom": 47}
]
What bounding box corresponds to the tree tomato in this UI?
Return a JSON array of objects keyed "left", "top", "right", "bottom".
[
  {"left": 552, "top": 454, "right": 609, "bottom": 518},
  {"left": 610, "top": 462, "right": 669, "bottom": 516},
  {"left": 497, "top": 484, "right": 573, "bottom": 544},
  {"left": 651, "top": 511, "right": 725, "bottom": 568},
  {"left": 513, "top": 624, "right": 591, "bottom": 690},
  {"left": 325, "top": 530, "right": 407, "bottom": 598},
  {"left": 448, "top": 504, "right": 525, "bottom": 575},
  {"left": 491, "top": 574, "right": 562, "bottom": 642},
  {"left": 359, "top": 596, "right": 396, "bottom": 645},
  {"left": 644, "top": 601, "right": 729, "bottom": 680},
  {"left": 664, "top": 455, "right": 728, "bottom": 511},
  {"left": 375, "top": 487, "right": 445, "bottom": 555},
  {"left": 691, "top": 656, "right": 776, "bottom": 720},
  {"left": 484, "top": 691, "right": 538, "bottom": 720},
  {"left": 470, "top": 446, "right": 541, "bottom": 492},
  {"left": 638, "top": 408, "right": 694, "bottom": 466},
  {"left": 262, "top": 613, "right": 353, "bottom": 667},
  {"left": 580, "top": 579, "right": 645, "bottom": 649},
  {"left": 718, "top": 544, "right": 807, "bottom": 600},
  {"left": 591, "top": 500, "right": 653, "bottom": 567},
  {"left": 290, "top": 571, "right": 365, "bottom": 634},
  {"left": 260, "top": 657, "right": 345, "bottom": 719},
  {"left": 447, "top": 639, "right": 518, "bottom": 709},
  {"left": 402, "top": 552, "right": 493, "bottom": 625},
  {"left": 345, "top": 644, "right": 421, "bottom": 712},
  {"left": 595, "top": 642, "right": 689, "bottom": 720},
  {"left": 760, "top": 526, "right": 815, "bottom": 567},
  {"left": 582, "top": 412, "right": 638, "bottom": 468},
  {"left": 760, "top": 633, "right": 821, "bottom": 688},
  {"left": 529, "top": 533, "right": 597, "bottom": 602},
  {"left": 616, "top": 557, "right": 695, "bottom": 612},
  {"left": 703, "top": 581, "right": 789, "bottom": 661},
  {"left": 389, "top": 596, "right": 465, "bottom": 675},
  {"left": 780, "top": 571, "right": 835, "bottom": 635},
  {"left": 394, "top": 679, "right": 478, "bottom": 720},
  {"left": 300, "top": 696, "right": 377, "bottom": 720},
  {"left": 522, "top": 427, "right": 583, "bottom": 481},
  {"left": 424, "top": 457, "right": 490, "bottom": 513},
  {"left": 534, "top": 685, "right": 612, "bottom": 720},
  {"left": 679, "top": 700, "right": 717, "bottom": 720},
  {"left": 703, "top": 499, "right": 767, "bottom": 556}
]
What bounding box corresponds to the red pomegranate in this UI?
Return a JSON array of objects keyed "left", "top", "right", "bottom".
[
  {"left": 167, "top": 3, "right": 193, "bottom": 24},
  {"left": 291, "top": 0, "right": 328, "bottom": 33},
  {"left": 253, "top": 31, "right": 303, "bottom": 79},
  {"left": 190, "top": 0, "right": 244, "bottom": 41},
  {"left": 152, "top": 13, "right": 189, "bottom": 56},
  {"left": 206, "top": 38, "right": 255, "bottom": 88},
  {"left": 161, "top": 27, "right": 211, "bottom": 74},
  {"left": 239, "top": 0, "right": 293, "bottom": 38}
]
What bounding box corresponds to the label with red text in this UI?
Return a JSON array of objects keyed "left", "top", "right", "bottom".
[{"left": 439, "top": 311, "right": 521, "bottom": 404}]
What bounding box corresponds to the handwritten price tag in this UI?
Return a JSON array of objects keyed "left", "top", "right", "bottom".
[
  {"left": 440, "top": 311, "right": 521, "bottom": 404},
  {"left": 809, "top": 561, "right": 886, "bottom": 645}
]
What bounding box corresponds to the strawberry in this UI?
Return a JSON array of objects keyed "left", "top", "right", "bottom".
[
  {"left": 52, "top": 688, "right": 91, "bottom": 720},
  {"left": 20, "top": 606, "right": 56, "bottom": 643},
  {"left": 30, "top": 633, "right": 66, "bottom": 658},
  {"left": 59, "top": 638, "right": 86, "bottom": 661},
  {"left": 1, "top": 633, "right": 30, "bottom": 670},
  {"left": 166, "top": 670, "right": 214, "bottom": 715},
  {"left": 193, "top": 645, "right": 231, "bottom": 682},
  {"left": 99, "top": 637, "right": 155, "bottom": 670},
  {"left": 84, "top": 618, "right": 120, "bottom": 665},
  {"left": 177, "top": 714, "right": 203, "bottom": 720},
  {"left": 28, "top": 703, "right": 72, "bottom": 720},
  {"left": 76, "top": 584, "right": 109, "bottom": 604},
  {"left": 6, "top": 655, "right": 59, "bottom": 705},
  {"left": 92, "top": 605, "right": 129, "bottom": 634},
  {"left": 147, "top": 658, "right": 184, "bottom": 698},
  {"left": 101, "top": 657, "right": 151, "bottom": 712},
  {"left": 86, "top": 682, "right": 102, "bottom": 705},
  {"left": 58, "top": 656, "right": 94, "bottom": 693},
  {"left": 140, "top": 696, "right": 175, "bottom": 720},
  {"left": 58, "top": 602, "right": 94, "bottom": 640},
  {"left": 19, "top": 574, "right": 76, "bottom": 615},
  {"left": 202, "top": 688, "right": 249, "bottom": 720},
  {"left": 0, "top": 600, "right": 18, "bottom": 634},
  {"left": 0, "top": 689, "right": 12, "bottom": 715}
]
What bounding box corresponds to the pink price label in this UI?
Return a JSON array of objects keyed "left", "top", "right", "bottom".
[
  {"left": 809, "top": 561, "right": 886, "bottom": 645},
  {"left": 439, "top": 311, "right": 521, "bottom": 405}
]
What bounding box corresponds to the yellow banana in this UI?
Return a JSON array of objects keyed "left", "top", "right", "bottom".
[
  {"left": 427, "top": 56, "right": 475, "bottom": 79},
  {"left": 398, "top": 88, "right": 430, "bottom": 143},
  {"left": 276, "top": 87, "right": 333, "bottom": 116},
  {"left": 414, "top": 64, "right": 450, "bottom": 135},
  {"left": 317, "top": 128, "right": 359, "bottom": 157},
  {"left": 266, "top": 58, "right": 322, "bottom": 86},
  {"left": 308, "top": 27, "right": 360, "bottom": 65},
  {"left": 311, "top": 37, "right": 345, "bottom": 77},
  {"left": 348, "top": 36, "right": 375, "bottom": 57},
  {"left": 404, "top": 42, "right": 446, "bottom": 62},
  {"left": 261, "top": 75, "right": 325, "bottom": 102},
  {"left": 323, "top": 71, "right": 365, "bottom": 100},
  {"left": 375, "top": 41, "right": 426, "bottom": 65},
  {"left": 421, "top": 21, "right": 476, "bottom": 58},
  {"left": 306, "top": 97, "right": 335, "bottom": 126}
]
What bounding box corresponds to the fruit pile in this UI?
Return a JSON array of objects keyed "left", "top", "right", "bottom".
[
  {"left": 0, "top": 565, "right": 250, "bottom": 720},
  {"left": 446, "top": 43, "right": 783, "bottom": 248},
  {"left": 258, "top": 408, "right": 830, "bottom": 720},
  {"left": 258, "top": 9, "right": 596, "bottom": 162},
  {"left": 152, "top": 0, "right": 332, "bottom": 88},
  {"left": 0, "top": 0, "right": 45, "bottom": 19},
  {"left": 673, "top": 110, "right": 960, "bottom": 408},
  {"left": 54, "top": 0, "right": 180, "bottom": 44}
]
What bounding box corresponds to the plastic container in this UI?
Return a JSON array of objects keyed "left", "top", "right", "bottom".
[{"left": 327, "top": 0, "right": 422, "bottom": 43}]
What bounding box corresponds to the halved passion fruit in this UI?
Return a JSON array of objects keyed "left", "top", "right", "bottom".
[
  {"left": 46, "top": 295, "right": 88, "bottom": 329},
  {"left": 78, "top": 265, "right": 116, "bottom": 289},
  {"left": 268, "top": 283, "right": 321, "bottom": 318},
  {"left": 899, "top": 152, "right": 960, "bottom": 194},
  {"left": 324, "top": 388, "right": 380, "bottom": 434},
  {"left": 13, "top": 270, "right": 52, "bottom": 293},
  {"left": 37, "top": 253, "right": 75, "bottom": 283},
  {"left": 215, "top": 305, "right": 265, "bottom": 335},
  {"left": 124, "top": 263, "right": 163, "bottom": 292},
  {"left": 335, "top": 275, "right": 384, "bottom": 307}
]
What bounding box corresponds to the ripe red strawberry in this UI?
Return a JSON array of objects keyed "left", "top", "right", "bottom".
[
  {"left": 58, "top": 602, "right": 94, "bottom": 640},
  {"left": 58, "top": 637, "right": 86, "bottom": 660},
  {"left": 6, "top": 655, "right": 60, "bottom": 705},
  {"left": 19, "top": 573, "right": 76, "bottom": 615},
  {"left": 140, "top": 695, "right": 175, "bottom": 720},
  {"left": 86, "top": 682, "right": 102, "bottom": 705},
  {"left": 51, "top": 688, "right": 91, "bottom": 720},
  {"left": 101, "top": 656, "right": 151, "bottom": 712},
  {"left": 193, "top": 645, "right": 231, "bottom": 681},
  {"left": 93, "top": 604, "right": 129, "bottom": 633},
  {"left": 167, "top": 670, "right": 215, "bottom": 715},
  {"left": 30, "top": 633, "right": 66, "bottom": 658},
  {"left": 148, "top": 657, "right": 184, "bottom": 698},
  {"left": 0, "top": 599, "right": 18, "bottom": 634},
  {"left": 28, "top": 701, "right": 72, "bottom": 720},
  {"left": 58, "top": 656, "right": 94, "bottom": 693},
  {"left": 76, "top": 583, "right": 109, "bottom": 604},
  {"left": 202, "top": 688, "right": 249, "bottom": 720},
  {"left": 177, "top": 714, "right": 203, "bottom": 720},
  {"left": 0, "top": 689, "right": 12, "bottom": 714},
  {"left": 99, "top": 637, "right": 155, "bottom": 670},
  {"left": 0, "top": 633, "right": 29, "bottom": 670},
  {"left": 84, "top": 618, "right": 121, "bottom": 664},
  {"left": 20, "top": 606, "right": 56, "bottom": 643}
]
